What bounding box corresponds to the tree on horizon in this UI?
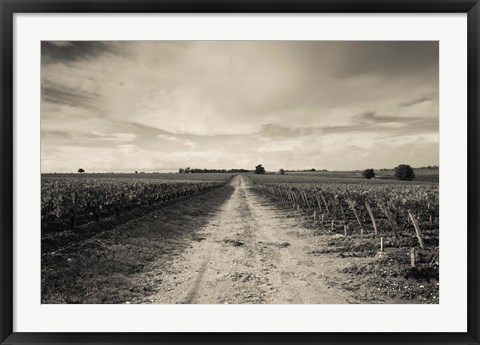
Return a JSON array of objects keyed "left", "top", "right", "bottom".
[
  {"left": 394, "top": 164, "right": 415, "bottom": 181},
  {"left": 255, "top": 164, "right": 266, "bottom": 174},
  {"left": 362, "top": 168, "right": 375, "bottom": 179}
]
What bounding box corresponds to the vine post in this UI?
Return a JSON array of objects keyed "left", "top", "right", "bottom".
[
  {"left": 347, "top": 199, "right": 363, "bottom": 235},
  {"left": 410, "top": 247, "right": 416, "bottom": 268},
  {"left": 408, "top": 210, "right": 425, "bottom": 249},
  {"left": 381, "top": 202, "right": 400, "bottom": 240},
  {"left": 365, "top": 202, "right": 378, "bottom": 236}
]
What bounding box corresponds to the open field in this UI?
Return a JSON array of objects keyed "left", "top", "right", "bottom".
[{"left": 42, "top": 172, "right": 439, "bottom": 304}]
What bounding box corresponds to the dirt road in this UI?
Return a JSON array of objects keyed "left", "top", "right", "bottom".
[{"left": 134, "top": 175, "right": 355, "bottom": 304}]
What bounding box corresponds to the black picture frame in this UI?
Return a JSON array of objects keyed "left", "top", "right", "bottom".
[{"left": 1, "top": 1, "right": 479, "bottom": 344}]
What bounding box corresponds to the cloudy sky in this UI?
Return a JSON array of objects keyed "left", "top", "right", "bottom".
[{"left": 41, "top": 41, "right": 438, "bottom": 173}]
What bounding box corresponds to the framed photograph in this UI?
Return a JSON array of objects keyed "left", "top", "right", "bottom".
[{"left": 1, "top": 1, "right": 478, "bottom": 344}]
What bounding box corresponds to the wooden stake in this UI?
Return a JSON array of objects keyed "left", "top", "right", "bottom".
[
  {"left": 331, "top": 197, "right": 338, "bottom": 219},
  {"left": 315, "top": 195, "right": 323, "bottom": 212},
  {"left": 339, "top": 199, "right": 348, "bottom": 224},
  {"left": 344, "top": 225, "right": 348, "bottom": 236},
  {"left": 381, "top": 202, "right": 400, "bottom": 239},
  {"left": 408, "top": 211, "right": 425, "bottom": 249},
  {"left": 313, "top": 210, "right": 317, "bottom": 220},
  {"left": 380, "top": 237, "right": 384, "bottom": 252},
  {"left": 331, "top": 219, "right": 334, "bottom": 231},
  {"left": 303, "top": 192, "right": 311, "bottom": 207},
  {"left": 410, "top": 247, "right": 416, "bottom": 268},
  {"left": 365, "top": 202, "right": 378, "bottom": 236},
  {"left": 320, "top": 192, "right": 330, "bottom": 215},
  {"left": 348, "top": 200, "right": 364, "bottom": 231},
  {"left": 430, "top": 248, "right": 439, "bottom": 265}
]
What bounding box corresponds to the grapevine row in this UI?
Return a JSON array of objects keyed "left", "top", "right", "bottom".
[
  {"left": 253, "top": 182, "right": 438, "bottom": 245},
  {"left": 42, "top": 178, "right": 226, "bottom": 232}
]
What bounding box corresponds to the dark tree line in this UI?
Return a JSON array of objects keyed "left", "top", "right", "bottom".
[{"left": 178, "top": 168, "right": 251, "bottom": 174}]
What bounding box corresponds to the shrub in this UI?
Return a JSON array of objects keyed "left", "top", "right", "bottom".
[
  {"left": 394, "top": 164, "right": 415, "bottom": 181},
  {"left": 255, "top": 164, "right": 266, "bottom": 174},
  {"left": 362, "top": 168, "right": 375, "bottom": 179}
]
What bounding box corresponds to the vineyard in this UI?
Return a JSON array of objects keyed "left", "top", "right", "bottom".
[
  {"left": 41, "top": 173, "right": 233, "bottom": 233},
  {"left": 249, "top": 174, "right": 439, "bottom": 302},
  {"left": 250, "top": 174, "right": 438, "bottom": 239},
  {"left": 41, "top": 172, "right": 440, "bottom": 304}
]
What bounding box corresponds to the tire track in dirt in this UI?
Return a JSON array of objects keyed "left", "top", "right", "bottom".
[
  {"left": 183, "top": 257, "right": 210, "bottom": 303},
  {"left": 134, "top": 175, "right": 356, "bottom": 304}
]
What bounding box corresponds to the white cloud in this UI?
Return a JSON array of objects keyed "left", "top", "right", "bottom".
[
  {"left": 91, "top": 131, "right": 136, "bottom": 142},
  {"left": 41, "top": 41, "right": 439, "bottom": 172},
  {"left": 157, "top": 134, "right": 197, "bottom": 149}
]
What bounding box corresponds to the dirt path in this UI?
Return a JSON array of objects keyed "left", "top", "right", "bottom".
[{"left": 134, "top": 175, "right": 355, "bottom": 304}]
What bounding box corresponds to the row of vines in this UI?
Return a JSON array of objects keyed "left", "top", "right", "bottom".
[
  {"left": 251, "top": 179, "right": 439, "bottom": 248},
  {"left": 41, "top": 177, "right": 228, "bottom": 232}
]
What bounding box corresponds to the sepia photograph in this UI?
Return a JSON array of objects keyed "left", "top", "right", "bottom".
[{"left": 41, "top": 40, "right": 439, "bottom": 304}]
